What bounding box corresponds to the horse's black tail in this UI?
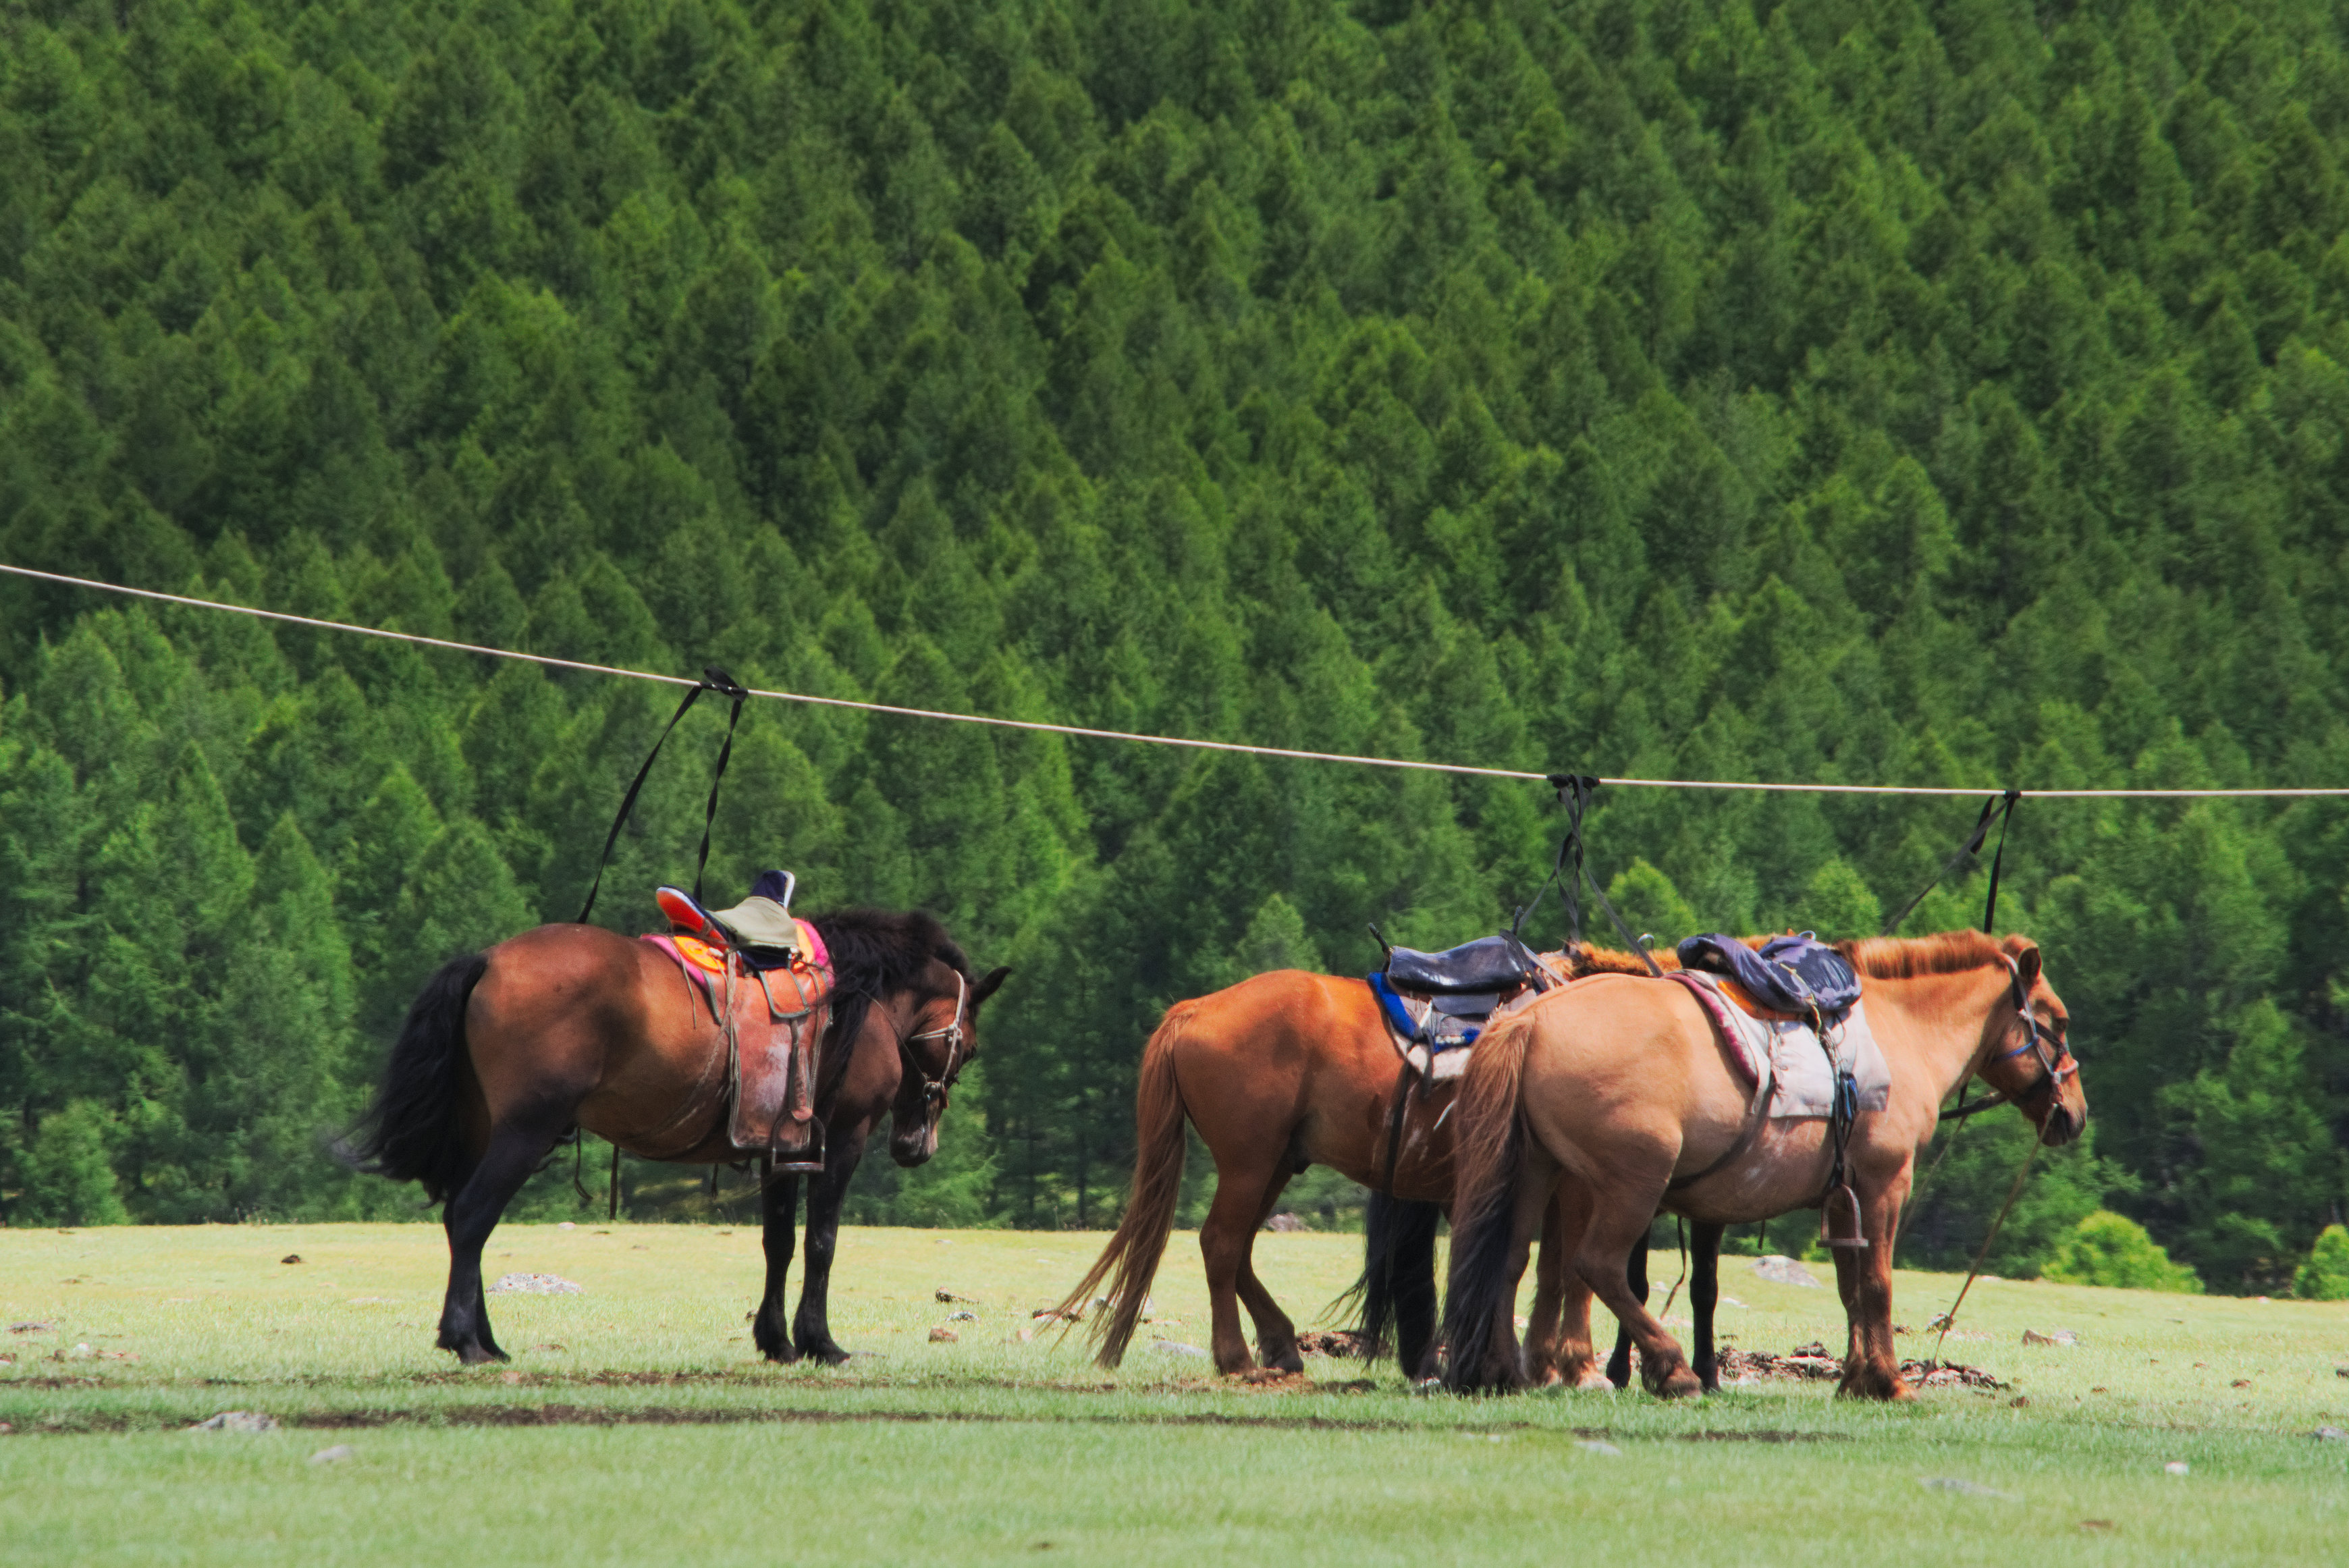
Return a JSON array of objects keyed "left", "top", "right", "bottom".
[
  {"left": 338, "top": 952, "right": 488, "bottom": 1204},
  {"left": 1332, "top": 1192, "right": 1443, "bottom": 1368}
]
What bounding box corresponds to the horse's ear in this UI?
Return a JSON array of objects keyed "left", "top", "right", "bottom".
[
  {"left": 2001, "top": 934, "right": 2041, "bottom": 988},
  {"left": 971, "top": 965, "right": 1011, "bottom": 1010}
]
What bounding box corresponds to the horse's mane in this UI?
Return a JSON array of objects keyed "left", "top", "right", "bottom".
[
  {"left": 1575, "top": 931, "right": 2014, "bottom": 981},
  {"left": 1837, "top": 929, "right": 2009, "bottom": 979},
  {"left": 1563, "top": 943, "right": 1682, "bottom": 975},
  {"left": 805, "top": 908, "right": 970, "bottom": 1054}
]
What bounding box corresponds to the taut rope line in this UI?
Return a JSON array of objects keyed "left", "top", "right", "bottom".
[{"left": 7, "top": 562, "right": 2346, "bottom": 799}]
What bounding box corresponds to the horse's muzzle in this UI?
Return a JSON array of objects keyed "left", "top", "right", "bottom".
[
  {"left": 892, "top": 1120, "right": 940, "bottom": 1167},
  {"left": 2039, "top": 1102, "right": 2085, "bottom": 1147}
]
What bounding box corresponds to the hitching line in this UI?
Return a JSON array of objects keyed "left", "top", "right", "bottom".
[{"left": 5, "top": 560, "right": 2343, "bottom": 799}]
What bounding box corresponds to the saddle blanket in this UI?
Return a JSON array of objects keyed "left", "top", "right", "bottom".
[
  {"left": 643, "top": 933, "right": 832, "bottom": 1160},
  {"left": 1667, "top": 970, "right": 1891, "bottom": 1118},
  {"left": 1368, "top": 973, "right": 1484, "bottom": 1080}
]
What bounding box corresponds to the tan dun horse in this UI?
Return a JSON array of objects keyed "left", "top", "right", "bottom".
[
  {"left": 1442, "top": 931, "right": 2085, "bottom": 1399},
  {"left": 346, "top": 911, "right": 1006, "bottom": 1364},
  {"left": 1054, "top": 946, "right": 1656, "bottom": 1378}
]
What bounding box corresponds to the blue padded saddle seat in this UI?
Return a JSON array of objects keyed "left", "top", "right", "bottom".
[
  {"left": 1675, "top": 932, "right": 1861, "bottom": 1019},
  {"left": 1382, "top": 934, "right": 1546, "bottom": 996}
]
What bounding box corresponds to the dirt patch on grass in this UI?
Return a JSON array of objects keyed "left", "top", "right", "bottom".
[{"left": 1, "top": 1401, "right": 1843, "bottom": 1443}]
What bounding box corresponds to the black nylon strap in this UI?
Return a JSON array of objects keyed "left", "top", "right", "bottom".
[
  {"left": 693, "top": 666, "right": 750, "bottom": 902},
  {"left": 1542, "top": 774, "right": 1663, "bottom": 976},
  {"left": 576, "top": 678, "right": 713, "bottom": 924},
  {"left": 1978, "top": 790, "right": 2020, "bottom": 934},
  {"left": 1879, "top": 788, "right": 2021, "bottom": 937}
]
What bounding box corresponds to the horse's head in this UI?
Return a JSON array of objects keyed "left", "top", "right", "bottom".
[
  {"left": 1980, "top": 936, "right": 2087, "bottom": 1147},
  {"left": 889, "top": 961, "right": 1010, "bottom": 1166}
]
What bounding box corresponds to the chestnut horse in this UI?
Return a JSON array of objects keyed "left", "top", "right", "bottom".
[
  {"left": 1054, "top": 946, "right": 1655, "bottom": 1378},
  {"left": 346, "top": 911, "right": 1006, "bottom": 1364},
  {"left": 1443, "top": 931, "right": 2086, "bottom": 1399}
]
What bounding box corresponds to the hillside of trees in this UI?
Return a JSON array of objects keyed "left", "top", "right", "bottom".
[{"left": 3, "top": 0, "right": 2347, "bottom": 1291}]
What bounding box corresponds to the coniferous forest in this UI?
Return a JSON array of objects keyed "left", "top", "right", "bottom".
[{"left": 4, "top": 0, "right": 2348, "bottom": 1292}]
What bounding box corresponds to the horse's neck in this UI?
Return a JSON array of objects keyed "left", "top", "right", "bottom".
[{"left": 1863, "top": 968, "right": 2003, "bottom": 1100}]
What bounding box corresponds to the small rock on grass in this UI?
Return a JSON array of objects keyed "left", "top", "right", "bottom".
[
  {"left": 9, "top": 1322, "right": 53, "bottom": 1334},
  {"left": 189, "top": 1411, "right": 278, "bottom": 1434},
  {"left": 948, "top": 1311, "right": 976, "bottom": 1322},
  {"left": 2022, "top": 1328, "right": 2079, "bottom": 1347},
  {"left": 1919, "top": 1478, "right": 2009, "bottom": 1498},
  {"left": 2164, "top": 1461, "right": 2190, "bottom": 1476},
  {"left": 935, "top": 1289, "right": 973, "bottom": 1303},
  {"left": 1575, "top": 1440, "right": 1623, "bottom": 1457},
  {"left": 2315, "top": 1427, "right": 2347, "bottom": 1442},
  {"left": 928, "top": 1326, "right": 959, "bottom": 1343},
  {"left": 1752, "top": 1255, "right": 1820, "bottom": 1287},
  {"left": 308, "top": 1445, "right": 354, "bottom": 1465},
  {"left": 281, "top": 1254, "right": 302, "bottom": 1265},
  {"left": 1152, "top": 1341, "right": 1210, "bottom": 1357},
  {"left": 487, "top": 1273, "right": 581, "bottom": 1295}
]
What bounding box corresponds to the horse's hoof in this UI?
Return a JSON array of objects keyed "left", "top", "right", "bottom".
[
  {"left": 1575, "top": 1370, "right": 1617, "bottom": 1392},
  {"left": 1262, "top": 1347, "right": 1304, "bottom": 1375},
  {"left": 1835, "top": 1367, "right": 1910, "bottom": 1401},
  {"left": 805, "top": 1344, "right": 850, "bottom": 1366},
  {"left": 1649, "top": 1365, "right": 1703, "bottom": 1399},
  {"left": 452, "top": 1342, "right": 506, "bottom": 1366}
]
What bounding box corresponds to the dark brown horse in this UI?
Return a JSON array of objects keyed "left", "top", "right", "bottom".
[
  {"left": 1054, "top": 946, "right": 1655, "bottom": 1378},
  {"left": 1443, "top": 931, "right": 2086, "bottom": 1399},
  {"left": 346, "top": 911, "right": 1006, "bottom": 1364}
]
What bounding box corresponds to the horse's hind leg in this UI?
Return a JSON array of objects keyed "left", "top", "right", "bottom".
[
  {"left": 437, "top": 1106, "right": 571, "bottom": 1363},
  {"left": 1532, "top": 1185, "right": 1606, "bottom": 1388},
  {"left": 1605, "top": 1232, "right": 1649, "bottom": 1388},
  {"left": 1690, "top": 1221, "right": 1724, "bottom": 1391},
  {"left": 753, "top": 1166, "right": 803, "bottom": 1363},
  {"left": 1581, "top": 1194, "right": 1700, "bottom": 1399},
  {"left": 1236, "top": 1173, "right": 1305, "bottom": 1374},
  {"left": 1199, "top": 1156, "right": 1291, "bottom": 1374}
]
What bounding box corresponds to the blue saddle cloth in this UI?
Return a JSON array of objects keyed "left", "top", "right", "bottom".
[
  {"left": 1675, "top": 932, "right": 1861, "bottom": 1019},
  {"left": 1368, "top": 973, "right": 1501, "bottom": 1052}
]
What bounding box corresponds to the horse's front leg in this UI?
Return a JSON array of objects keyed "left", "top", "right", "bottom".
[
  {"left": 792, "top": 1123, "right": 869, "bottom": 1365},
  {"left": 437, "top": 1103, "right": 574, "bottom": 1364},
  {"left": 1690, "top": 1220, "right": 1724, "bottom": 1391},
  {"left": 1832, "top": 1177, "right": 1913, "bottom": 1401},
  {"left": 1605, "top": 1229, "right": 1649, "bottom": 1388},
  {"left": 753, "top": 1165, "right": 803, "bottom": 1363}
]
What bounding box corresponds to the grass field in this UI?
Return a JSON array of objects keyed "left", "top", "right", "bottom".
[{"left": 2, "top": 1223, "right": 2344, "bottom": 1565}]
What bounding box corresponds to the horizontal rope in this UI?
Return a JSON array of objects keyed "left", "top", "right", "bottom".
[{"left": 6, "top": 560, "right": 2344, "bottom": 799}]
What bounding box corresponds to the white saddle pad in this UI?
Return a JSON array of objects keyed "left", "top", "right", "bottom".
[{"left": 1674, "top": 972, "right": 1891, "bottom": 1118}]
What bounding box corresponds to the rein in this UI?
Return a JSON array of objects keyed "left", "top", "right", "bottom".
[{"left": 1916, "top": 956, "right": 2078, "bottom": 1363}]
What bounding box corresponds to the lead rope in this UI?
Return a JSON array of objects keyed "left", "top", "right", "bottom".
[
  {"left": 1922, "top": 1138, "right": 2040, "bottom": 1370},
  {"left": 1658, "top": 1216, "right": 1690, "bottom": 1316}
]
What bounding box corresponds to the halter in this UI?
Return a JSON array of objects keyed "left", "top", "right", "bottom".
[
  {"left": 898, "top": 967, "right": 969, "bottom": 1112},
  {"left": 1988, "top": 953, "right": 2079, "bottom": 1123}
]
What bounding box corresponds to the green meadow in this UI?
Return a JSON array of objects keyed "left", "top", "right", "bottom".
[{"left": 1, "top": 1224, "right": 2343, "bottom": 1565}]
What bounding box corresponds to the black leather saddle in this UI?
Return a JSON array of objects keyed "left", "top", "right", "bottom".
[{"left": 1382, "top": 934, "right": 1546, "bottom": 996}]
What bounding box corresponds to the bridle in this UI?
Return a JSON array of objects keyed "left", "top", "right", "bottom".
[
  {"left": 896, "top": 966, "right": 969, "bottom": 1115},
  {"left": 1980, "top": 954, "right": 2079, "bottom": 1132}
]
